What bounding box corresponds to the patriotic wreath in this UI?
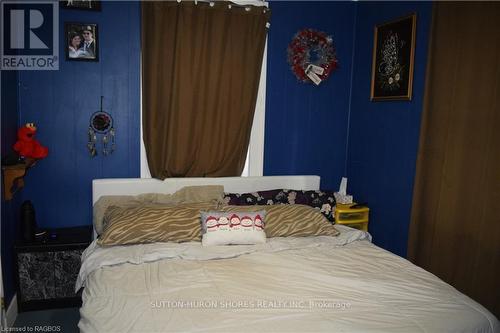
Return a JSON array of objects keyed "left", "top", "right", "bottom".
[{"left": 287, "top": 29, "right": 338, "bottom": 84}]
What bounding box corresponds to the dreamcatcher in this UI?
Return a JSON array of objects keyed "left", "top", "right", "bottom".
[{"left": 87, "top": 96, "right": 115, "bottom": 157}]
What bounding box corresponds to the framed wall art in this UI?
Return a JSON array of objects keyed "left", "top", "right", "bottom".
[
  {"left": 60, "top": 1, "right": 101, "bottom": 11},
  {"left": 65, "top": 23, "right": 99, "bottom": 62},
  {"left": 370, "top": 14, "right": 416, "bottom": 101}
]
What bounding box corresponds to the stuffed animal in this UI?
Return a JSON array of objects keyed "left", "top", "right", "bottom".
[{"left": 13, "top": 123, "right": 48, "bottom": 159}]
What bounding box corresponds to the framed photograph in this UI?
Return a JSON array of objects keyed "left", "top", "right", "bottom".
[
  {"left": 370, "top": 14, "right": 416, "bottom": 101},
  {"left": 60, "top": 1, "right": 101, "bottom": 11},
  {"left": 65, "top": 23, "right": 99, "bottom": 62}
]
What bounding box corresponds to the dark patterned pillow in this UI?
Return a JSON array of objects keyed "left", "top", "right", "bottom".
[
  {"left": 223, "top": 189, "right": 336, "bottom": 223},
  {"left": 223, "top": 189, "right": 283, "bottom": 206}
]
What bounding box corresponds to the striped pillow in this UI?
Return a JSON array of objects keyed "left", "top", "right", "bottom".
[
  {"left": 98, "top": 202, "right": 217, "bottom": 246},
  {"left": 221, "top": 204, "right": 339, "bottom": 238}
]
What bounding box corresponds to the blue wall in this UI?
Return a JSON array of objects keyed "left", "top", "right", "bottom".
[
  {"left": 1, "top": 72, "right": 18, "bottom": 156},
  {"left": 346, "top": 2, "right": 433, "bottom": 257},
  {"left": 264, "top": 1, "right": 433, "bottom": 257},
  {"left": 264, "top": 1, "right": 356, "bottom": 190},
  {"left": 2, "top": 1, "right": 141, "bottom": 305},
  {"left": 18, "top": 1, "right": 141, "bottom": 229},
  {"left": 1, "top": 70, "right": 21, "bottom": 304}
]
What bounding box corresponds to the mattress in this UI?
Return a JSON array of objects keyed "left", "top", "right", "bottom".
[{"left": 77, "top": 226, "right": 499, "bottom": 333}]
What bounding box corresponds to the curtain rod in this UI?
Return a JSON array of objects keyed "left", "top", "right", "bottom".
[{"left": 176, "top": 0, "right": 269, "bottom": 9}]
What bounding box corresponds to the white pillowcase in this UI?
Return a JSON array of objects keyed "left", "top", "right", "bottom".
[{"left": 200, "top": 210, "right": 266, "bottom": 246}]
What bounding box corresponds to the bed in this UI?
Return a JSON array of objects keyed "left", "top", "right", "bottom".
[{"left": 78, "top": 176, "right": 499, "bottom": 333}]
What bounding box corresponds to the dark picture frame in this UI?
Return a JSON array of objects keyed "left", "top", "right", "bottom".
[
  {"left": 65, "top": 23, "right": 99, "bottom": 62},
  {"left": 60, "top": 1, "right": 101, "bottom": 11},
  {"left": 370, "top": 14, "right": 416, "bottom": 101}
]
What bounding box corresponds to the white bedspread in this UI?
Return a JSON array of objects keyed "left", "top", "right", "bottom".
[{"left": 78, "top": 226, "right": 499, "bottom": 333}]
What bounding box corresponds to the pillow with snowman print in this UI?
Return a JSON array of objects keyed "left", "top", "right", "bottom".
[{"left": 200, "top": 210, "right": 266, "bottom": 246}]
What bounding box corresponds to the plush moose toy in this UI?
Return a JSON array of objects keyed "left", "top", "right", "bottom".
[{"left": 13, "top": 123, "right": 49, "bottom": 159}]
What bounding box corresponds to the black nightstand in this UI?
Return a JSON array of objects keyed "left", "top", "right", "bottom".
[{"left": 14, "top": 225, "right": 92, "bottom": 312}]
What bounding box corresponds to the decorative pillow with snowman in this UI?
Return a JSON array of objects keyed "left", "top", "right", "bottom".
[{"left": 200, "top": 210, "right": 266, "bottom": 246}]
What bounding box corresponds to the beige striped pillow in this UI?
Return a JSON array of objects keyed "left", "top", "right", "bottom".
[
  {"left": 221, "top": 204, "right": 339, "bottom": 238},
  {"left": 98, "top": 202, "right": 217, "bottom": 246}
]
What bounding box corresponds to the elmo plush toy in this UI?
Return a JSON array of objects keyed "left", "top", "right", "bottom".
[{"left": 13, "top": 123, "right": 49, "bottom": 159}]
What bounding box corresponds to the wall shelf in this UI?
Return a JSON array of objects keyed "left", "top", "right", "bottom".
[{"left": 2, "top": 158, "right": 36, "bottom": 201}]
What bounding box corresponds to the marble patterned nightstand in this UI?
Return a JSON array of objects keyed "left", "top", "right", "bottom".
[{"left": 14, "top": 225, "right": 92, "bottom": 312}]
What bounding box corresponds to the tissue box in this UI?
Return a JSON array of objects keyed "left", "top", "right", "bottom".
[{"left": 334, "top": 192, "right": 353, "bottom": 204}]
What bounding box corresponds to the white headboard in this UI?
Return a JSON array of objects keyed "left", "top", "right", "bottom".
[{"left": 92, "top": 175, "right": 320, "bottom": 204}]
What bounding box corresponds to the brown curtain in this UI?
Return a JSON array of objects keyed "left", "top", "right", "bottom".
[
  {"left": 142, "top": 1, "right": 269, "bottom": 179},
  {"left": 408, "top": 2, "right": 500, "bottom": 317}
]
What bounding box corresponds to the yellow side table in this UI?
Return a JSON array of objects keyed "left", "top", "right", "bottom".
[{"left": 334, "top": 203, "right": 369, "bottom": 231}]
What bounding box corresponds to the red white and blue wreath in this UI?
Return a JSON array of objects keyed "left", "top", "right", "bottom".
[{"left": 287, "top": 29, "right": 338, "bottom": 85}]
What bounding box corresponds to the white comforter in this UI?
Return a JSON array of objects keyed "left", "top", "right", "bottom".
[{"left": 78, "top": 226, "right": 499, "bottom": 333}]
